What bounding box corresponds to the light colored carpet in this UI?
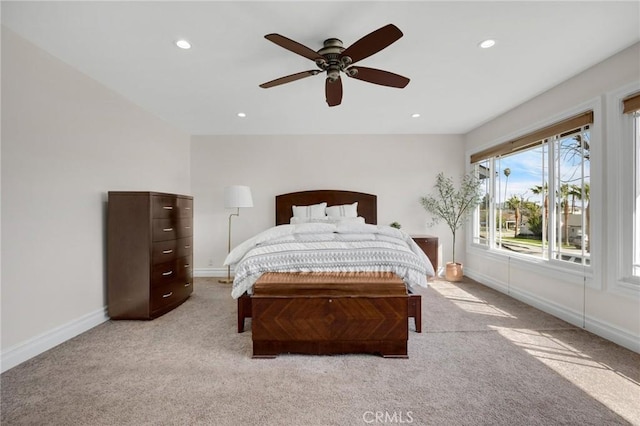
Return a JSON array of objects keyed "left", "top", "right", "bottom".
[{"left": 2, "top": 277, "right": 639, "bottom": 425}]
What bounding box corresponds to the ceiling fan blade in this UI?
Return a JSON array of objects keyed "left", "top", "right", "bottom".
[
  {"left": 340, "top": 24, "right": 403, "bottom": 65},
  {"left": 325, "top": 76, "right": 343, "bottom": 107},
  {"left": 259, "top": 70, "right": 320, "bottom": 88},
  {"left": 346, "top": 66, "right": 410, "bottom": 88},
  {"left": 264, "top": 34, "right": 325, "bottom": 62}
]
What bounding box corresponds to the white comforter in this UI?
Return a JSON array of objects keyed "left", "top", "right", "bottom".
[{"left": 224, "top": 222, "right": 435, "bottom": 299}]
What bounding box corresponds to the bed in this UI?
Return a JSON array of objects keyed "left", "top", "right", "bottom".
[{"left": 229, "top": 190, "right": 433, "bottom": 358}]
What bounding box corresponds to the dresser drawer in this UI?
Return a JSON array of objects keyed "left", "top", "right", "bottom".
[
  {"left": 152, "top": 240, "right": 179, "bottom": 264},
  {"left": 152, "top": 196, "right": 178, "bottom": 219},
  {"left": 177, "top": 237, "right": 193, "bottom": 258},
  {"left": 151, "top": 238, "right": 194, "bottom": 264},
  {"left": 153, "top": 218, "right": 177, "bottom": 241},
  {"left": 151, "top": 256, "right": 192, "bottom": 287},
  {"left": 177, "top": 197, "right": 193, "bottom": 218},
  {"left": 177, "top": 217, "right": 193, "bottom": 238},
  {"left": 150, "top": 280, "right": 193, "bottom": 313}
]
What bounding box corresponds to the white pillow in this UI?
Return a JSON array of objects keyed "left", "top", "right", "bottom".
[
  {"left": 326, "top": 202, "right": 358, "bottom": 218},
  {"left": 292, "top": 202, "right": 327, "bottom": 218}
]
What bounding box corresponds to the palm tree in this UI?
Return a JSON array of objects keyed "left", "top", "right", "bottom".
[
  {"left": 568, "top": 184, "right": 582, "bottom": 213},
  {"left": 506, "top": 195, "right": 522, "bottom": 237},
  {"left": 499, "top": 168, "right": 511, "bottom": 244},
  {"left": 531, "top": 183, "right": 549, "bottom": 220},
  {"left": 559, "top": 184, "right": 571, "bottom": 245},
  {"left": 531, "top": 183, "right": 549, "bottom": 243},
  {"left": 503, "top": 168, "right": 511, "bottom": 206},
  {"left": 522, "top": 200, "right": 543, "bottom": 237}
]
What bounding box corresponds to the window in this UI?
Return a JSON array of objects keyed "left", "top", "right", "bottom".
[
  {"left": 471, "top": 111, "right": 592, "bottom": 267},
  {"left": 625, "top": 93, "right": 640, "bottom": 277},
  {"left": 472, "top": 160, "right": 491, "bottom": 246},
  {"left": 634, "top": 112, "right": 640, "bottom": 277}
]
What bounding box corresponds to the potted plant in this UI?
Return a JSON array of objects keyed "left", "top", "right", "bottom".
[{"left": 420, "top": 172, "right": 482, "bottom": 281}]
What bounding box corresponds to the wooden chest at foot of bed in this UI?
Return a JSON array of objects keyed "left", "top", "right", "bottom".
[{"left": 251, "top": 272, "right": 409, "bottom": 358}]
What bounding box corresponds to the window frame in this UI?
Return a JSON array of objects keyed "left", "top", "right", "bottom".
[
  {"left": 467, "top": 100, "right": 601, "bottom": 286},
  {"left": 606, "top": 83, "right": 640, "bottom": 295}
]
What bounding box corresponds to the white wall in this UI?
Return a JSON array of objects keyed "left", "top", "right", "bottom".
[
  {"left": 1, "top": 27, "right": 191, "bottom": 371},
  {"left": 191, "top": 134, "right": 465, "bottom": 275},
  {"left": 464, "top": 42, "right": 640, "bottom": 352}
]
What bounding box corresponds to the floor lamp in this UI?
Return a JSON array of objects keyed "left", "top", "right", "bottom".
[{"left": 219, "top": 185, "right": 253, "bottom": 284}]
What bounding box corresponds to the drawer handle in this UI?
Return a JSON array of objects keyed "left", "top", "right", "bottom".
[
  {"left": 185, "top": 207, "right": 191, "bottom": 210},
  {"left": 162, "top": 249, "right": 173, "bottom": 254},
  {"left": 185, "top": 245, "right": 191, "bottom": 249},
  {"left": 184, "top": 264, "right": 190, "bottom": 268},
  {"left": 163, "top": 206, "right": 173, "bottom": 210},
  {"left": 162, "top": 292, "right": 173, "bottom": 298},
  {"left": 162, "top": 270, "right": 173, "bottom": 276},
  {"left": 163, "top": 228, "right": 173, "bottom": 232},
  {"left": 184, "top": 282, "right": 191, "bottom": 287}
]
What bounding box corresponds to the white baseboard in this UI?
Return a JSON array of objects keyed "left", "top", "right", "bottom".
[
  {"left": 194, "top": 267, "right": 228, "bottom": 277},
  {"left": 2, "top": 269, "right": 226, "bottom": 372},
  {"left": 1, "top": 307, "right": 109, "bottom": 373},
  {"left": 465, "top": 268, "right": 640, "bottom": 354},
  {"left": 585, "top": 316, "right": 640, "bottom": 353}
]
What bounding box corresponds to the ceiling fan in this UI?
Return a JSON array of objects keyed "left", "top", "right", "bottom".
[{"left": 259, "top": 24, "right": 410, "bottom": 107}]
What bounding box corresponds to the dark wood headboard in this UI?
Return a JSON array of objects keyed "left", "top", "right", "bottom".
[{"left": 275, "top": 190, "right": 377, "bottom": 225}]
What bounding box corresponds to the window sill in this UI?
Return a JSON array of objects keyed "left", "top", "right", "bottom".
[{"left": 469, "top": 243, "right": 594, "bottom": 288}]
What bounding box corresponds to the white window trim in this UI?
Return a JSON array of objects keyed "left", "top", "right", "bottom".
[
  {"left": 466, "top": 98, "right": 602, "bottom": 289},
  {"left": 606, "top": 83, "right": 640, "bottom": 296}
]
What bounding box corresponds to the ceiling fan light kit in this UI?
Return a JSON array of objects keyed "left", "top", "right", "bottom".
[{"left": 259, "top": 24, "right": 410, "bottom": 107}]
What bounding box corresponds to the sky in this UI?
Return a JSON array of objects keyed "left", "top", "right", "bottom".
[{"left": 491, "top": 132, "right": 590, "bottom": 206}]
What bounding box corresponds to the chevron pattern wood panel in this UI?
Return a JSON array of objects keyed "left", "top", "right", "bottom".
[
  {"left": 329, "top": 298, "right": 407, "bottom": 340},
  {"left": 253, "top": 297, "right": 408, "bottom": 342},
  {"left": 253, "top": 298, "right": 330, "bottom": 341},
  {"left": 250, "top": 272, "right": 410, "bottom": 358}
]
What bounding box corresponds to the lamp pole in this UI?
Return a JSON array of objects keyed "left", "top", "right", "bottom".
[{"left": 219, "top": 207, "right": 240, "bottom": 284}]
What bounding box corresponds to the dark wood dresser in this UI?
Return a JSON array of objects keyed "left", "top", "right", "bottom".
[
  {"left": 411, "top": 235, "right": 439, "bottom": 274},
  {"left": 107, "top": 191, "right": 193, "bottom": 319}
]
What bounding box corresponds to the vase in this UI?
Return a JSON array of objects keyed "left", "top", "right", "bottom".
[{"left": 445, "top": 262, "right": 463, "bottom": 282}]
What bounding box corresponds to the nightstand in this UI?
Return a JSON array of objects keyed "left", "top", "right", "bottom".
[{"left": 411, "top": 235, "right": 438, "bottom": 273}]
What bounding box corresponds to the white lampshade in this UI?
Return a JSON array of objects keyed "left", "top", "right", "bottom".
[{"left": 224, "top": 185, "right": 253, "bottom": 208}]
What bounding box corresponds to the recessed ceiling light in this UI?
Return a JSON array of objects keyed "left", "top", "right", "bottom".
[
  {"left": 237, "top": 112, "right": 246, "bottom": 118},
  {"left": 479, "top": 39, "right": 496, "bottom": 49},
  {"left": 411, "top": 113, "right": 421, "bottom": 118},
  {"left": 176, "top": 40, "right": 191, "bottom": 49}
]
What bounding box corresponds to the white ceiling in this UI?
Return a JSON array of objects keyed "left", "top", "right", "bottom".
[{"left": 2, "top": 1, "right": 639, "bottom": 135}]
